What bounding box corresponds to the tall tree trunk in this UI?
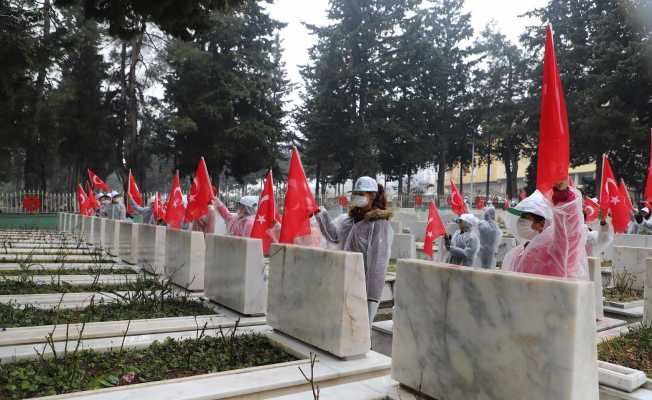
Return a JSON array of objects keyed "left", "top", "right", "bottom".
[
  {"left": 485, "top": 155, "right": 491, "bottom": 199},
  {"left": 24, "top": 0, "right": 51, "bottom": 191},
  {"left": 437, "top": 150, "right": 447, "bottom": 197},
  {"left": 594, "top": 151, "right": 603, "bottom": 198},
  {"left": 459, "top": 163, "right": 464, "bottom": 195},
  {"left": 407, "top": 173, "right": 412, "bottom": 196},
  {"left": 314, "top": 163, "right": 321, "bottom": 200},
  {"left": 125, "top": 25, "right": 145, "bottom": 179}
]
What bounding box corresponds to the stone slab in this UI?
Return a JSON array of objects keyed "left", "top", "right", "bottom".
[
  {"left": 118, "top": 221, "right": 138, "bottom": 264},
  {"left": 104, "top": 219, "right": 119, "bottom": 256},
  {"left": 137, "top": 224, "right": 167, "bottom": 275},
  {"left": 81, "top": 216, "right": 94, "bottom": 243},
  {"left": 597, "top": 318, "right": 628, "bottom": 332},
  {"left": 390, "top": 233, "right": 415, "bottom": 260},
  {"left": 590, "top": 256, "right": 606, "bottom": 320},
  {"left": 204, "top": 234, "right": 267, "bottom": 316},
  {"left": 165, "top": 228, "right": 206, "bottom": 291},
  {"left": 612, "top": 246, "right": 651, "bottom": 291},
  {"left": 599, "top": 361, "right": 647, "bottom": 393},
  {"left": 268, "top": 244, "right": 370, "bottom": 359},
  {"left": 604, "top": 306, "right": 644, "bottom": 318},
  {"left": 0, "top": 263, "right": 130, "bottom": 270},
  {"left": 646, "top": 257, "right": 652, "bottom": 325},
  {"left": 371, "top": 320, "right": 392, "bottom": 357},
  {"left": 391, "top": 260, "right": 599, "bottom": 400},
  {"left": 91, "top": 217, "right": 105, "bottom": 248}
]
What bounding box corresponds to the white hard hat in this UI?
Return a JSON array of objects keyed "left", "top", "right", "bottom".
[
  {"left": 457, "top": 213, "right": 479, "bottom": 226},
  {"left": 239, "top": 196, "right": 258, "bottom": 209},
  {"left": 508, "top": 190, "right": 553, "bottom": 221},
  {"left": 109, "top": 190, "right": 120, "bottom": 198},
  {"left": 353, "top": 176, "right": 378, "bottom": 193},
  {"left": 642, "top": 207, "right": 650, "bottom": 214}
]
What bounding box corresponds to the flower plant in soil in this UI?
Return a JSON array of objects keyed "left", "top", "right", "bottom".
[
  {"left": 0, "top": 297, "right": 216, "bottom": 328},
  {"left": 603, "top": 287, "right": 643, "bottom": 302},
  {"left": 598, "top": 324, "right": 652, "bottom": 376},
  {"left": 0, "top": 334, "right": 296, "bottom": 399}
]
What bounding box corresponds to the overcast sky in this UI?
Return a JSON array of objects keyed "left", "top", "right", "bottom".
[{"left": 264, "top": 0, "right": 549, "bottom": 107}]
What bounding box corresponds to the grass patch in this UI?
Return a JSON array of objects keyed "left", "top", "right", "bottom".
[
  {"left": 0, "top": 258, "right": 114, "bottom": 264},
  {"left": 387, "top": 263, "right": 396, "bottom": 273},
  {"left": 0, "top": 267, "right": 136, "bottom": 276},
  {"left": 0, "top": 333, "right": 296, "bottom": 399},
  {"left": 0, "top": 279, "right": 147, "bottom": 295},
  {"left": 598, "top": 324, "right": 652, "bottom": 376},
  {"left": 0, "top": 297, "right": 215, "bottom": 328},
  {"left": 604, "top": 287, "right": 643, "bottom": 302}
]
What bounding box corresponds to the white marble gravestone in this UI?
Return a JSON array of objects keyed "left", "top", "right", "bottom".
[
  {"left": 57, "top": 213, "right": 64, "bottom": 231},
  {"left": 204, "top": 234, "right": 267, "bottom": 316},
  {"left": 165, "top": 229, "right": 205, "bottom": 291},
  {"left": 588, "top": 257, "right": 604, "bottom": 320},
  {"left": 390, "top": 233, "right": 416, "bottom": 260},
  {"left": 605, "top": 234, "right": 652, "bottom": 261},
  {"left": 118, "top": 221, "right": 138, "bottom": 264},
  {"left": 82, "top": 216, "right": 94, "bottom": 243},
  {"left": 645, "top": 258, "right": 652, "bottom": 325},
  {"left": 92, "top": 217, "right": 106, "bottom": 248},
  {"left": 391, "top": 260, "right": 598, "bottom": 400},
  {"left": 103, "top": 219, "right": 119, "bottom": 256},
  {"left": 267, "top": 244, "right": 370, "bottom": 358},
  {"left": 137, "top": 224, "right": 166, "bottom": 275},
  {"left": 612, "top": 245, "right": 651, "bottom": 291}
]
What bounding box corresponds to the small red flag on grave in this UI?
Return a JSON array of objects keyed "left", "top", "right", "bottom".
[
  {"left": 279, "top": 148, "right": 319, "bottom": 244},
  {"left": 536, "top": 25, "right": 570, "bottom": 194},
  {"left": 251, "top": 170, "right": 280, "bottom": 255},
  {"left": 424, "top": 201, "right": 446, "bottom": 260}
]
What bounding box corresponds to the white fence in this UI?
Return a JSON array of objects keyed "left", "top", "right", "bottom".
[{"left": 0, "top": 192, "right": 78, "bottom": 214}]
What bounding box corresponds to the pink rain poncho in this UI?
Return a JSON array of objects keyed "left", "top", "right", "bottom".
[
  {"left": 503, "top": 187, "right": 588, "bottom": 280},
  {"left": 216, "top": 198, "right": 255, "bottom": 237}
]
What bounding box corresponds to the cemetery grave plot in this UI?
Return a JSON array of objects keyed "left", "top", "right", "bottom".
[
  {"left": 598, "top": 324, "right": 652, "bottom": 377},
  {"left": 603, "top": 269, "right": 644, "bottom": 302},
  {"left": 0, "top": 327, "right": 296, "bottom": 399}
]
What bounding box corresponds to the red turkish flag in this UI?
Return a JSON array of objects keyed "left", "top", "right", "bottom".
[
  {"left": 415, "top": 195, "right": 423, "bottom": 208},
  {"left": 85, "top": 181, "right": 100, "bottom": 215},
  {"left": 185, "top": 157, "right": 215, "bottom": 222},
  {"left": 503, "top": 197, "right": 510, "bottom": 210},
  {"left": 600, "top": 155, "right": 629, "bottom": 233},
  {"left": 126, "top": 170, "right": 143, "bottom": 215},
  {"left": 536, "top": 25, "right": 570, "bottom": 194},
  {"left": 583, "top": 197, "right": 600, "bottom": 224},
  {"left": 87, "top": 169, "right": 111, "bottom": 192},
  {"left": 338, "top": 195, "right": 349, "bottom": 207},
  {"left": 76, "top": 183, "right": 88, "bottom": 215},
  {"left": 645, "top": 130, "right": 652, "bottom": 202},
  {"left": 448, "top": 180, "right": 467, "bottom": 216},
  {"left": 619, "top": 179, "right": 633, "bottom": 212},
  {"left": 251, "top": 170, "right": 280, "bottom": 255},
  {"left": 424, "top": 201, "right": 446, "bottom": 260},
  {"left": 279, "top": 148, "right": 319, "bottom": 244},
  {"left": 165, "top": 171, "right": 186, "bottom": 229}
]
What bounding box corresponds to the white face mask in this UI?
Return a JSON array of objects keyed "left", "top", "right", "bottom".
[
  {"left": 517, "top": 218, "right": 539, "bottom": 241},
  {"left": 351, "top": 195, "right": 369, "bottom": 208}
]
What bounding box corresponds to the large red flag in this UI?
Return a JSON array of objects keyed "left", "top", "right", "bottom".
[
  {"left": 448, "top": 180, "right": 467, "bottom": 216},
  {"left": 76, "top": 184, "right": 88, "bottom": 215},
  {"left": 185, "top": 157, "right": 215, "bottom": 222},
  {"left": 85, "top": 181, "right": 100, "bottom": 215},
  {"left": 126, "top": 170, "right": 144, "bottom": 215},
  {"left": 279, "top": 148, "right": 319, "bottom": 244},
  {"left": 165, "top": 171, "right": 186, "bottom": 229},
  {"left": 619, "top": 179, "right": 633, "bottom": 212},
  {"left": 645, "top": 130, "right": 652, "bottom": 202},
  {"left": 87, "top": 169, "right": 111, "bottom": 192},
  {"left": 424, "top": 201, "right": 446, "bottom": 260},
  {"left": 251, "top": 170, "right": 281, "bottom": 255},
  {"left": 583, "top": 197, "right": 600, "bottom": 224},
  {"left": 600, "top": 155, "right": 629, "bottom": 233},
  {"left": 536, "top": 25, "right": 570, "bottom": 194}
]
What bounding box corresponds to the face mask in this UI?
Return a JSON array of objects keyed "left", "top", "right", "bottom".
[
  {"left": 102, "top": 200, "right": 110, "bottom": 205},
  {"left": 517, "top": 218, "right": 539, "bottom": 241},
  {"left": 351, "top": 195, "right": 369, "bottom": 208}
]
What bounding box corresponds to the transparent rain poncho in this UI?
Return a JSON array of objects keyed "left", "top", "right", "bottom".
[
  {"left": 316, "top": 208, "right": 394, "bottom": 302},
  {"left": 503, "top": 188, "right": 588, "bottom": 280},
  {"left": 585, "top": 221, "right": 613, "bottom": 258},
  {"left": 447, "top": 214, "right": 479, "bottom": 267},
  {"left": 216, "top": 198, "right": 256, "bottom": 237},
  {"left": 476, "top": 207, "right": 502, "bottom": 269}
]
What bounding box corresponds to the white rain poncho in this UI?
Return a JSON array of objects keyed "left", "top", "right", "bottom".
[
  {"left": 476, "top": 207, "right": 502, "bottom": 269},
  {"left": 585, "top": 221, "right": 613, "bottom": 257},
  {"left": 447, "top": 213, "right": 479, "bottom": 266},
  {"left": 503, "top": 187, "right": 588, "bottom": 280},
  {"left": 316, "top": 208, "right": 394, "bottom": 303},
  {"left": 128, "top": 196, "right": 156, "bottom": 225}
]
